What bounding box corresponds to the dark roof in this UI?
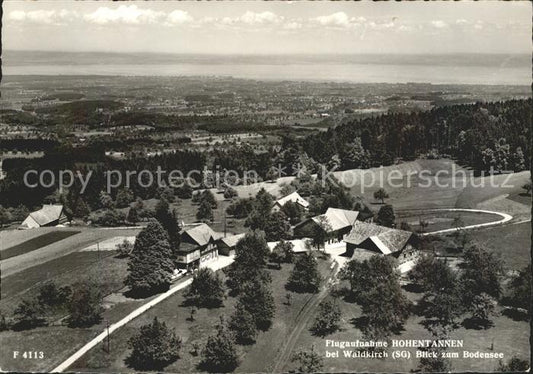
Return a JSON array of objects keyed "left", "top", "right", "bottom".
[
  {"left": 181, "top": 223, "right": 223, "bottom": 246},
  {"left": 344, "top": 221, "right": 413, "bottom": 254}
]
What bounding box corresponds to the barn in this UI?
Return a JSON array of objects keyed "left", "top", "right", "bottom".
[
  {"left": 293, "top": 207, "right": 359, "bottom": 242},
  {"left": 272, "top": 191, "right": 310, "bottom": 212},
  {"left": 343, "top": 221, "right": 419, "bottom": 270},
  {"left": 19, "top": 204, "right": 68, "bottom": 229}
]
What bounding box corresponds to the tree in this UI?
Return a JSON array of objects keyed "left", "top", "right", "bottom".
[
  {"left": 269, "top": 240, "right": 294, "bottom": 269},
  {"left": 373, "top": 188, "right": 389, "bottom": 204},
  {"left": 68, "top": 281, "right": 103, "bottom": 327},
  {"left": 200, "top": 189, "right": 217, "bottom": 208},
  {"left": 37, "top": 282, "right": 71, "bottom": 310},
  {"left": 125, "top": 221, "right": 175, "bottom": 297},
  {"left": 229, "top": 301, "right": 257, "bottom": 344},
  {"left": 176, "top": 183, "right": 193, "bottom": 199},
  {"left": 469, "top": 293, "right": 498, "bottom": 328},
  {"left": 155, "top": 200, "right": 181, "bottom": 252},
  {"left": 341, "top": 138, "right": 370, "bottom": 170},
  {"left": 311, "top": 299, "right": 341, "bottom": 336},
  {"left": 522, "top": 181, "right": 532, "bottom": 195},
  {"left": 226, "top": 231, "right": 271, "bottom": 294},
  {"left": 223, "top": 187, "right": 238, "bottom": 199},
  {"left": 127, "top": 317, "right": 182, "bottom": 370},
  {"left": 343, "top": 256, "right": 410, "bottom": 338},
  {"left": 310, "top": 216, "right": 332, "bottom": 250},
  {"left": 196, "top": 199, "right": 214, "bottom": 222},
  {"left": 11, "top": 204, "right": 29, "bottom": 222},
  {"left": 99, "top": 191, "right": 114, "bottom": 209},
  {"left": 239, "top": 277, "right": 275, "bottom": 330},
  {"left": 185, "top": 268, "right": 225, "bottom": 308},
  {"left": 115, "top": 187, "right": 134, "bottom": 208},
  {"left": 506, "top": 264, "right": 531, "bottom": 313},
  {"left": 92, "top": 209, "right": 125, "bottom": 227},
  {"left": 281, "top": 200, "right": 304, "bottom": 225},
  {"left": 376, "top": 204, "right": 395, "bottom": 228},
  {"left": 116, "top": 239, "right": 134, "bottom": 257},
  {"left": 497, "top": 356, "right": 530, "bottom": 372},
  {"left": 291, "top": 346, "right": 324, "bottom": 373},
  {"left": 201, "top": 318, "right": 239, "bottom": 372},
  {"left": 287, "top": 252, "right": 322, "bottom": 293},
  {"left": 264, "top": 211, "right": 291, "bottom": 242},
  {"left": 158, "top": 186, "right": 176, "bottom": 203},
  {"left": 360, "top": 277, "right": 411, "bottom": 338},
  {"left": 512, "top": 147, "right": 526, "bottom": 171},
  {"left": 339, "top": 259, "right": 368, "bottom": 297},
  {"left": 13, "top": 298, "right": 45, "bottom": 330},
  {"left": 0, "top": 205, "right": 12, "bottom": 227},
  {"left": 126, "top": 206, "right": 139, "bottom": 224},
  {"left": 417, "top": 347, "right": 452, "bottom": 373},
  {"left": 412, "top": 256, "right": 464, "bottom": 331},
  {"left": 461, "top": 244, "right": 504, "bottom": 300}
]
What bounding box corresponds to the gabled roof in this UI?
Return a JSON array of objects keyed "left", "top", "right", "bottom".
[
  {"left": 27, "top": 205, "right": 64, "bottom": 226},
  {"left": 312, "top": 208, "right": 359, "bottom": 233},
  {"left": 182, "top": 223, "right": 223, "bottom": 246},
  {"left": 218, "top": 233, "right": 245, "bottom": 248},
  {"left": 275, "top": 191, "right": 310, "bottom": 209},
  {"left": 344, "top": 221, "right": 413, "bottom": 254}
]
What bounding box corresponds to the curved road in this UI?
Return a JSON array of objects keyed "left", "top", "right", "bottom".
[
  {"left": 417, "top": 208, "right": 513, "bottom": 236},
  {"left": 52, "top": 208, "right": 517, "bottom": 373}
]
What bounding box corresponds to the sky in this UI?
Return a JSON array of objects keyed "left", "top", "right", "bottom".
[{"left": 3, "top": 1, "right": 532, "bottom": 55}]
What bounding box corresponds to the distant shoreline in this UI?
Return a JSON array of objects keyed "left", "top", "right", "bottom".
[{"left": 2, "top": 73, "right": 531, "bottom": 88}]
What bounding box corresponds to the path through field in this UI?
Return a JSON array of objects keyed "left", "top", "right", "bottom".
[
  {"left": 52, "top": 256, "right": 234, "bottom": 373},
  {"left": 52, "top": 207, "right": 519, "bottom": 373}
]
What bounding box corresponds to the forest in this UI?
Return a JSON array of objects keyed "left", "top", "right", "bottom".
[
  {"left": 303, "top": 99, "right": 531, "bottom": 172},
  {"left": 0, "top": 99, "right": 530, "bottom": 210}
]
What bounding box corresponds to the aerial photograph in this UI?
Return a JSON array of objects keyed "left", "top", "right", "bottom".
[{"left": 0, "top": 1, "right": 531, "bottom": 373}]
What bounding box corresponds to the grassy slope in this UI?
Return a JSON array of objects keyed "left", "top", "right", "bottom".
[
  {"left": 1, "top": 231, "right": 81, "bottom": 260},
  {"left": 468, "top": 222, "right": 531, "bottom": 271},
  {"left": 286, "top": 288, "right": 530, "bottom": 373},
  {"left": 69, "top": 257, "right": 333, "bottom": 373}
]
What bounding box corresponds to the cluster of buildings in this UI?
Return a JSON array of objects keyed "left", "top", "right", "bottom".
[
  {"left": 19, "top": 191, "right": 419, "bottom": 273},
  {"left": 176, "top": 191, "right": 419, "bottom": 273}
]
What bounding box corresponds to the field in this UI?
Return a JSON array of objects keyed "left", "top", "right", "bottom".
[
  {"left": 68, "top": 256, "right": 334, "bottom": 373},
  {"left": 468, "top": 222, "right": 531, "bottom": 271},
  {"left": 0, "top": 227, "right": 141, "bottom": 279},
  {"left": 1, "top": 230, "right": 81, "bottom": 260},
  {"left": 396, "top": 210, "right": 501, "bottom": 232},
  {"left": 286, "top": 287, "right": 530, "bottom": 373}
]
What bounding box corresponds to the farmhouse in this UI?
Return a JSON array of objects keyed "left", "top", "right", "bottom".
[
  {"left": 343, "top": 221, "right": 418, "bottom": 270},
  {"left": 293, "top": 207, "right": 359, "bottom": 242},
  {"left": 217, "top": 233, "right": 245, "bottom": 256},
  {"left": 272, "top": 191, "right": 310, "bottom": 212},
  {"left": 177, "top": 223, "right": 223, "bottom": 270},
  {"left": 19, "top": 204, "right": 68, "bottom": 229}
]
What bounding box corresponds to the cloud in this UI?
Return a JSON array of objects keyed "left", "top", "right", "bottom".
[
  {"left": 240, "top": 11, "right": 283, "bottom": 25},
  {"left": 84, "top": 5, "right": 165, "bottom": 25},
  {"left": 368, "top": 21, "right": 395, "bottom": 30},
  {"left": 8, "top": 9, "right": 77, "bottom": 25},
  {"left": 166, "top": 10, "right": 194, "bottom": 25},
  {"left": 311, "top": 12, "right": 352, "bottom": 28},
  {"left": 213, "top": 11, "right": 283, "bottom": 27},
  {"left": 431, "top": 20, "right": 448, "bottom": 29}
]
